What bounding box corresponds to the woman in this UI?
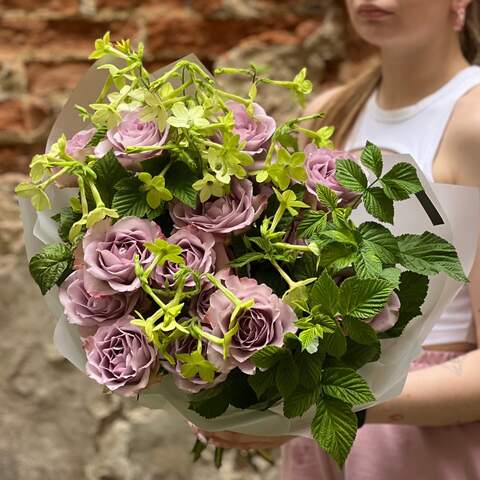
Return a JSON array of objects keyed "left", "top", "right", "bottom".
[{"left": 200, "top": 1, "right": 480, "bottom": 478}]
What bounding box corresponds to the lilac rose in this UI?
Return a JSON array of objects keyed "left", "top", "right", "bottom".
[
  {"left": 170, "top": 179, "right": 268, "bottom": 234},
  {"left": 161, "top": 332, "right": 228, "bottom": 393},
  {"left": 94, "top": 110, "right": 169, "bottom": 168},
  {"left": 83, "top": 216, "right": 164, "bottom": 295},
  {"left": 304, "top": 144, "right": 360, "bottom": 207},
  {"left": 84, "top": 319, "right": 157, "bottom": 397},
  {"left": 206, "top": 275, "right": 296, "bottom": 375},
  {"left": 366, "top": 292, "right": 401, "bottom": 332},
  {"left": 152, "top": 226, "right": 222, "bottom": 288},
  {"left": 59, "top": 269, "right": 141, "bottom": 328},
  {"left": 55, "top": 127, "right": 96, "bottom": 187},
  {"left": 226, "top": 100, "right": 276, "bottom": 156},
  {"left": 189, "top": 269, "right": 231, "bottom": 321}
]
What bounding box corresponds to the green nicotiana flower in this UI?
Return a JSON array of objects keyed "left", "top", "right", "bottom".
[
  {"left": 192, "top": 173, "right": 227, "bottom": 203},
  {"left": 138, "top": 172, "right": 173, "bottom": 209},
  {"left": 167, "top": 102, "right": 210, "bottom": 129}
]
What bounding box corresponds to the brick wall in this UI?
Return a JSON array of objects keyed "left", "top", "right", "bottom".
[{"left": 0, "top": 0, "right": 373, "bottom": 175}]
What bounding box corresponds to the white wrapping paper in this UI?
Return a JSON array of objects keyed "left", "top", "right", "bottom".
[{"left": 17, "top": 54, "right": 480, "bottom": 438}]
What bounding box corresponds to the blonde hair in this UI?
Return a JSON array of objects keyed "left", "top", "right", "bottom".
[{"left": 317, "top": 2, "right": 480, "bottom": 148}]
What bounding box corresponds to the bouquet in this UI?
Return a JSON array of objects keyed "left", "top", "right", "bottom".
[{"left": 16, "top": 33, "right": 478, "bottom": 468}]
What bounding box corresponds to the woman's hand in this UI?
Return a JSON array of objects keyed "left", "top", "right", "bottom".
[{"left": 190, "top": 423, "right": 294, "bottom": 449}]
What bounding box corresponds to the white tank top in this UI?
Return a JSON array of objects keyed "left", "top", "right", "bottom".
[{"left": 345, "top": 66, "right": 480, "bottom": 346}]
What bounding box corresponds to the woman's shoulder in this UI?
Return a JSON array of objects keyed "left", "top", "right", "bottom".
[{"left": 442, "top": 84, "right": 480, "bottom": 186}]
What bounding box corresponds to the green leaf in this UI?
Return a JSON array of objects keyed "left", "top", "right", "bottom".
[
  {"left": 363, "top": 187, "right": 394, "bottom": 224},
  {"left": 335, "top": 159, "right": 368, "bottom": 193},
  {"left": 29, "top": 243, "right": 73, "bottom": 295},
  {"left": 323, "top": 328, "right": 347, "bottom": 359},
  {"left": 354, "top": 246, "right": 383, "bottom": 279},
  {"left": 338, "top": 277, "right": 394, "bottom": 319},
  {"left": 283, "top": 388, "right": 319, "bottom": 418},
  {"left": 322, "top": 368, "right": 375, "bottom": 406},
  {"left": 297, "top": 350, "right": 325, "bottom": 388},
  {"left": 276, "top": 355, "right": 299, "bottom": 398},
  {"left": 311, "top": 397, "right": 357, "bottom": 468},
  {"left": 360, "top": 141, "right": 383, "bottom": 178},
  {"left": 54, "top": 208, "right": 82, "bottom": 243},
  {"left": 248, "top": 368, "right": 277, "bottom": 398},
  {"left": 316, "top": 184, "right": 338, "bottom": 210},
  {"left": 310, "top": 270, "right": 339, "bottom": 316},
  {"left": 165, "top": 162, "right": 199, "bottom": 208},
  {"left": 397, "top": 232, "right": 467, "bottom": 282},
  {"left": 112, "top": 177, "right": 150, "bottom": 218},
  {"left": 381, "top": 271, "right": 429, "bottom": 338},
  {"left": 379, "top": 267, "right": 402, "bottom": 287},
  {"left": 297, "top": 211, "right": 328, "bottom": 238},
  {"left": 340, "top": 338, "right": 381, "bottom": 370},
  {"left": 250, "top": 346, "right": 284, "bottom": 369},
  {"left": 293, "top": 252, "right": 318, "bottom": 280},
  {"left": 87, "top": 125, "right": 108, "bottom": 147},
  {"left": 299, "top": 328, "right": 321, "bottom": 353},
  {"left": 358, "top": 222, "right": 399, "bottom": 264},
  {"left": 343, "top": 317, "right": 378, "bottom": 345},
  {"left": 189, "top": 392, "right": 229, "bottom": 419},
  {"left": 92, "top": 150, "right": 130, "bottom": 207},
  {"left": 380, "top": 162, "right": 423, "bottom": 201}
]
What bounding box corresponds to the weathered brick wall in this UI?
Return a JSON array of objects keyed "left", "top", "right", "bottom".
[{"left": 0, "top": 0, "right": 373, "bottom": 175}]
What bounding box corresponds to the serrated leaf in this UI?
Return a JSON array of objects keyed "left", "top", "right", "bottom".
[
  {"left": 311, "top": 397, "right": 357, "bottom": 468},
  {"left": 165, "top": 162, "right": 199, "bottom": 208},
  {"left": 293, "top": 252, "right": 318, "bottom": 280},
  {"left": 92, "top": 150, "right": 130, "bottom": 207},
  {"left": 335, "top": 159, "right": 367, "bottom": 193},
  {"left": 338, "top": 277, "right": 394, "bottom": 319},
  {"left": 283, "top": 388, "right": 319, "bottom": 418},
  {"left": 112, "top": 177, "right": 150, "bottom": 218},
  {"left": 297, "top": 211, "right": 327, "bottom": 238},
  {"left": 189, "top": 393, "right": 229, "bottom": 419},
  {"left": 358, "top": 221, "right": 398, "bottom": 264},
  {"left": 310, "top": 270, "right": 339, "bottom": 315},
  {"left": 297, "top": 350, "right": 325, "bottom": 388},
  {"left": 322, "top": 368, "right": 375, "bottom": 406},
  {"left": 250, "top": 346, "right": 284, "bottom": 369},
  {"left": 379, "top": 267, "right": 402, "bottom": 287},
  {"left": 29, "top": 243, "right": 73, "bottom": 295},
  {"left": 299, "top": 328, "right": 320, "bottom": 352},
  {"left": 381, "top": 271, "right": 429, "bottom": 338},
  {"left": 323, "top": 328, "right": 347, "bottom": 359},
  {"left": 363, "top": 187, "right": 394, "bottom": 224},
  {"left": 54, "top": 207, "right": 82, "bottom": 243},
  {"left": 343, "top": 317, "right": 377, "bottom": 345},
  {"left": 397, "top": 232, "right": 467, "bottom": 282},
  {"left": 360, "top": 141, "right": 383, "bottom": 178},
  {"left": 248, "top": 368, "right": 277, "bottom": 398},
  {"left": 276, "top": 355, "right": 299, "bottom": 398},
  {"left": 316, "top": 184, "right": 338, "bottom": 210},
  {"left": 380, "top": 162, "right": 423, "bottom": 200},
  {"left": 340, "top": 338, "right": 381, "bottom": 370},
  {"left": 354, "top": 246, "right": 383, "bottom": 279}
]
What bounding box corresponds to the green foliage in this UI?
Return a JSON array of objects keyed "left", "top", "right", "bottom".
[
  {"left": 250, "top": 346, "right": 285, "bottom": 369},
  {"left": 311, "top": 397, "right": 357, "bottom": 468},
  {"left": 112, "top": 177, "right": 162, "bottom": 219},
  {"left": 335, "top": 159, "right": 368, "bottom": 193},
  {"left": 363, "top": 187, "right": 394, "bottom": 224},
  {"left": 283, "top": 388, "right": 319, "bottom": 418},
  {"left": 53, "top": 208, "right": 82, "bottom": 243},
  {"left": 397, "top": 232, "right": 468, "bottom": 282},
  {"left": 322, "top": 367, "right": 375, "bottom": 406},
  {"left": 29, "top": 243, "right": 73, "bottom": 295},
  {"left": 360, "top": 141, "right": 383, "bottom": 178},
  {"left": 165, "top": 162, "right": 199, "bottom": 208},
  {"left": 380, "top": 162, "right": 423, "bottom": 200}
]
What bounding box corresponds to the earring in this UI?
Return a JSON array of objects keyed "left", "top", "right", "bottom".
[{"left": 454, "top": 4, "right": 467, "bottom": 32}]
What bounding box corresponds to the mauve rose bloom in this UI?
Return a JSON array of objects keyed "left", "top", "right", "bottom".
[
  {"left": 59, "top": 269, "right": 141, "bottom": 328},
  {"left": 83, "top": 216, "right": 164, "bottom": 296},
  {"left": 55, "top": 127, "right": 96, "bottom": 187},
  {"left": 94, "top": 110, "right": 169, "bottom": 169},
  {"left": 84, "top": 319, "right": 157, "bottom": 397},
  {"left": 205, "top": 275, "right": 296, "bottom": 375},
  {"left": 304, "top": 144, "right": 360, "bottom": 207},
  {"left": 189, "top": 269, "right": 231, "bottom": 321},
  {"left": 161, "top": 332, "right": 228, "bottom": 393},
  {"left": 170, "top": 179, "right": 268, "bottom": 234},
  {"left": 366, "top": 292, "right": 401, "bottom": 332},
  {"left": 226, "top": 101, "right": 276, "bottom": 156},
  {"left": 152, "top": 226, "right": 221, "bottom": 288}
]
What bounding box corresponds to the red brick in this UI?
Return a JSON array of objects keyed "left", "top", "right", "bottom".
[
  {"left": 97, "top": 0, "right": 180, "bottom": 9},
  {"left": 144, "top": 8, "right": 303, "bottom": 61},
  {"left": 0, "top": 145, "right": 36, "bottom": 174},
  {"left": 0, "top": 97, "right": 51, "bottom": 135},
  {"left": 26, "top": 61, "right": 90, "bottom": 96},
  {"left": 0, "top": 17, "right": 138, "bottom": 60},
  {"left": 1, "top": 0, "right": 78, "bottom": 14}
]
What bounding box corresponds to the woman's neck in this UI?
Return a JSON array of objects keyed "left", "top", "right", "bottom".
[{"left": 377, "top": 34, "right": 470, "bottom": 110}]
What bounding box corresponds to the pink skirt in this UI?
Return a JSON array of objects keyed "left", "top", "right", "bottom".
[{"left": 281, "top": 350, "right": 480, "bottom": 480}]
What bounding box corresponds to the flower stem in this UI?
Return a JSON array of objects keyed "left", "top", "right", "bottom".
[{"left": 273, "top": 242, "right": 311, "bottom": 253}]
